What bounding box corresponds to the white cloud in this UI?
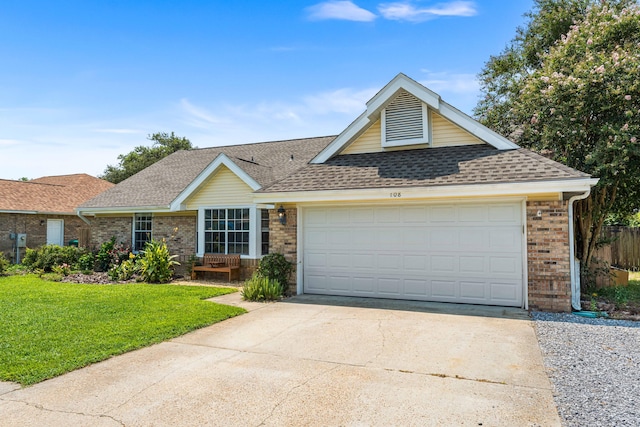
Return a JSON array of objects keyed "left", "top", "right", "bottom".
[
  {"left": 0, "top": 139, "right": 21, "bottom": 146},
  {"left": 307, "top": 1, "right": 377, "bottom": 22},
  {"left": 179, "top": 98, "right": 229, "bottom": 129},
  {"left": 379, "top": 1, "right": 477, "bottom": 22}
]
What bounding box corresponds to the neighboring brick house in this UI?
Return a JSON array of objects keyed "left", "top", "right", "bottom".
[
  {"left": 0, "top": 174, "right": 114, "bottom": 263},
  {"left": 79, "top": 74, "right": 597, "bottom": 312}
]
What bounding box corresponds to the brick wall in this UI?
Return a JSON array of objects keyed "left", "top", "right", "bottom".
[
  {"left": 269, "top": 206, "right": 298, "bottom": 294},
  {"left": 0, "top": 213, "right": 87, "bottom": 263},
  {"left": 526, "top": 200, "right": 572, "bottom": 312}
]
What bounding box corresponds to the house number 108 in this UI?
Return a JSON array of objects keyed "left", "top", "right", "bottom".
[{"left": 390, "top": 192, "right": 402, "bottom": 198}]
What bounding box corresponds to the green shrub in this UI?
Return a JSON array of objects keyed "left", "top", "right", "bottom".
[
  {"left": 96, "top": 237, "right": 131, "bottom": 272},
  {"left": 21, "top": 245, "right": 82, "bottom": 272},
  {"left": 137, "top": 240, "right": 179, "bottom": 283},
  {"left": 77, "top": 253, "right": 95, "bottom": 272},
  {"left": 241, "top": 273, "right": 283, "bottom": 301},
  {"left": 51, "top": 263, "right": 72, "bottom": 276},
  {"left": 108, "top": 255, "right": 138, "bottom": 281},
  {"left": 0, "top": 253, "right": 9, "bottom": 275},
  {"left": 257, "top": 253, "right": 292, "bottom": 291}
]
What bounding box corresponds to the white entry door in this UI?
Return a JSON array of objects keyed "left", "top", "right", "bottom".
[
  {"left": 302, "top": 202, "right": 524, "bottom": 307},
  {"left": 46, "top": 219, "right": 64, "bottom": 246}
]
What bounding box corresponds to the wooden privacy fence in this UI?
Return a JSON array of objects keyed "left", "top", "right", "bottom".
[{"left": 594, "top": 226, "right": 640, "bottom": 270}]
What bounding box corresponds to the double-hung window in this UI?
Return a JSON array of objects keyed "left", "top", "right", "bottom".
[
  {"left": 204, "top": 208, "right": 250, "bottom": 255},
  {"left": 133, "top": 213, "right": 153, "bottom": 252}
]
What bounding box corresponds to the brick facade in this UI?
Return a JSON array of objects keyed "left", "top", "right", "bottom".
[
  {"left": 526, "top": 200, "right": 571, "bottom": 312},
  {"left": 269, "top": 206, "right": 298, "bottom": 294},
  {"left": 0, "top": 213, "right": 88, "bottom": 263}
]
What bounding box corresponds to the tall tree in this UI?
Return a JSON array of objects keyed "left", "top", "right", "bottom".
[
  {"left": 475, "top": 1, "right": 640, "bottom": 275},
  {"left": 101, "top": 132, "right": 194, "bottom": 184}
]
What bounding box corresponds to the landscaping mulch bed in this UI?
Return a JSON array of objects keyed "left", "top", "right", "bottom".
[{"left": 61, "top": 272, "right": 244, "bottom": 288}]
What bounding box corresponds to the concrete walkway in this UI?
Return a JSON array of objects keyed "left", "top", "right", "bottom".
[{"left": 0, "top": 293, "right": 560, "bottom": 426}]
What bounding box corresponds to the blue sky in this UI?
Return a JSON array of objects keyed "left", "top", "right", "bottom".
[{"left": 0, "top": 0, "right": 532, "bottom": 180}]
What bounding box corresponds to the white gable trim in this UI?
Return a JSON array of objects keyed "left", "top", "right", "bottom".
[
  {"left": 312, "top": 73, "right": 517, "bottom": 164},
  {"left": 170, "top": 153, "right": 261, "bottom": 211}
]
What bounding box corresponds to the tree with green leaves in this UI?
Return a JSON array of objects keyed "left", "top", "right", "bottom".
[
  {"left": 100, "top": 132, "right": 194, "bottom": 184},
  {"left": 476, "top": 0, "right": 640, "bottom": 273}
]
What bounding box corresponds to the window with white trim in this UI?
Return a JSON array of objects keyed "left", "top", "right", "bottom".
[
  {"left": 133, "top": 213, "right": 152, "bottom": 252},
  {"left": 204, "top": 208, "right": 250, "bottom": 255}
]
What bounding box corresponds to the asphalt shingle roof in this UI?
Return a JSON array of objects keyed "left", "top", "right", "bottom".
[
  {"left": 260, "top": 145, "right": 590, "bottom": 193},
  {"left": 0, "top": 174, "right": 114, "bottom": 213},
  {"left": 80, "top": 136, "right": 336, "bottom": 209}
]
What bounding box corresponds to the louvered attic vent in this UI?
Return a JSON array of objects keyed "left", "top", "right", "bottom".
[{"left": 381, "top": 90, "right": 429, "bottom": 148}]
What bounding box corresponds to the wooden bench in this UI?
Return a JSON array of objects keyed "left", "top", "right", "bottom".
[{"left": 191, "top": 254, "right": 241, "bottom": 282}]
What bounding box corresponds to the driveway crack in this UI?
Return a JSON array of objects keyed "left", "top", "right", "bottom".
[
  {"left": 4, "top": 398, "right": 125, "bottom": 426},
  {"left": 256, "top": 364, "right": 340, "bottom": 426}
]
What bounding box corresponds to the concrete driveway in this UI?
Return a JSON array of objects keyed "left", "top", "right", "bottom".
[{"left": 0, "top": 294, "right": 560, "bottom": 426}]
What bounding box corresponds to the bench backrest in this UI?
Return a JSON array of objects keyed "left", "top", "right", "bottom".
[{"left": 202, "top": 254, "right": 241, "bottom": 267}]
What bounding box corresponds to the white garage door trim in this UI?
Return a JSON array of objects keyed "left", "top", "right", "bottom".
[{"left": 298, "top": 199, "right": 528, "bottom": 308}]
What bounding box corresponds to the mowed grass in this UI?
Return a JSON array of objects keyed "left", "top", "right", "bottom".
[{"left": 0, "top": 275, "right": 245, "bottom": 385}]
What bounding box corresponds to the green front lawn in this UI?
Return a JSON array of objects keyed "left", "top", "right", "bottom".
[{"left": 0, "top": 275, "right": 245, "bottom": 385}]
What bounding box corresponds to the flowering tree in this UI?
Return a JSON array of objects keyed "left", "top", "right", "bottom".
[{"left": 514, "top": 3, "right": 640, "bottom": 269}]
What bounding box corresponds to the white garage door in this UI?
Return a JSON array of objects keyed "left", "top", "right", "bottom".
[{"left": 302, "top": 202, "right": 524, "bottom": 307}]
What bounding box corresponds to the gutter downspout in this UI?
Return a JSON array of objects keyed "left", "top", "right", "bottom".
[
  {"left": 76, "top": 211, "right": 91, "bottom": 225},
  {"left": 569, "top": 190, "right": 592, "bottom": 311}
]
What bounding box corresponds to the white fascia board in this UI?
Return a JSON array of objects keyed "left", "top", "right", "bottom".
[
  {"left": 0, "top": 209, "right": 74, "bottom": 215},
  {"left": 437, "top": 102, "right": 519, "bottom": 150},
  {"left": 76, "top": 206, "right": 171, "bottom": 215},
  {"left": 169, "top": 153, "right": 261, "bottom": 211},
  {"left": 311, "top": 111, "right": 370, "bottom": 164},
  {"left": 253, "top": 178, "right": 599, "bottom": 204}
]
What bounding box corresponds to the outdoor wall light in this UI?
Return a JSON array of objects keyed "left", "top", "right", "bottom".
[
  {"left": 40, "top": 220, "right": 45, "bottom": 226},
  {"left": 278, "top": 205, "right": 287, "bottom": 225}
]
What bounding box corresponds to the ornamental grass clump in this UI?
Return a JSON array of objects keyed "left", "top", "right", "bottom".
[{"left": 241, "top": 274, "right": 283, "bottom": 302}]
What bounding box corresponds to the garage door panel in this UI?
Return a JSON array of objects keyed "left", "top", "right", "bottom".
[
  {"left": 353, "top": 277, "right": 375, "bottom": 293},
  {"left": 352, "top": 253, "right": 375, "bottom": 269},
  {"left": 404, "top": 279, "right": 429, "bottom": 296},
  {"left": 432, "top": 280, "right": 457, "bottom": 298},
  {"left": 431, "top": 205, "right": 456, "bottom": 222},
  {"left": 378, "top": 254, "right": 402, "bottom": 270},
  {"left": 327, "top": 275, "right": 351, "bottom": 291},
  {"left": 459, "top": 256, "right": 486, "bottom": 273},
  {"left": 490, "top": 282, "right": 520, "bottom": 303},
  {"left": 328, "top": 253, "right": 351, "bottom": 268},
  {"left": 403, "top": 255, "right": 428, "bottom": 271},
  {"left": 431, "top": 255, "right": 456, "bottom": 272},
  {"left": 460, "top": 281, "right": 487, "bottom": 299},
  {"left": 378, "top": 278, "right": 402, "bottom": 294},
  {"left": 489, "top": 204, "right": 520, "bottom": 222},
  {"left": 403, "top": 206, "right": 428, "bottom": 223},
  {"left": 489, "top": 256, "right": 520, "bottom": 275},
  {"left": 303, "top": 202, "right": 524, "bottom": 307},
  {"left": 430, "top": 228, "right": 459, "bottom": 248}
]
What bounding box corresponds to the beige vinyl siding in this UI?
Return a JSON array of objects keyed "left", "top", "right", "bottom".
[
  {"left": 339, "top": 109, "right": 485, "bottom": 156},
  {"left": 340, "top": 119, "right": 383, "bottom": 155},
  {"left": 185, "top": 166, "right": 254, "bottom": 209},
  {"left": 432, "top": 112, "right": 484, "bottom": 147}
]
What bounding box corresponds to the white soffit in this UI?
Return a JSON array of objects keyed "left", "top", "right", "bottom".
[{"left": 311, "top": 73, "right": 518, "bottom": 164}]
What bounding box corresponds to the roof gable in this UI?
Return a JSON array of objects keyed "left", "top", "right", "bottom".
[
  {"left": 171, "top": 153, "right": 260, "bottom": 211},
  {"left": 312, "top": 73, "right": 517, "bottom": 163}
]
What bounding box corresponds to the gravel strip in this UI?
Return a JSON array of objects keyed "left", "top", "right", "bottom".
[{"left": 533, "top": 312, "right": 640, "bottom": 427}]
